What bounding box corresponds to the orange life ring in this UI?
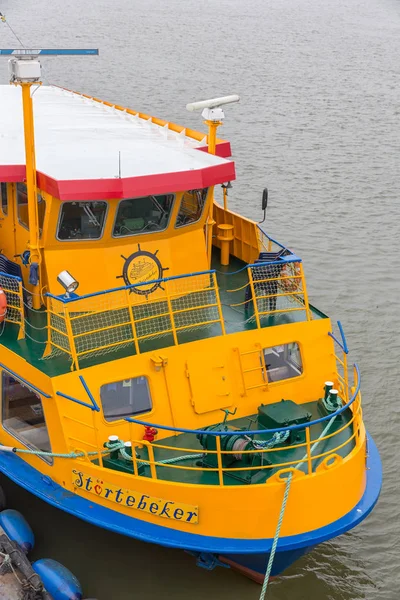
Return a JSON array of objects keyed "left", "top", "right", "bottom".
[
  {"left": 281, "top": 264, "right": 301, "bottom": 292},
  {"left": 0, "top": 287, "right": 7, "bottom": 322}
]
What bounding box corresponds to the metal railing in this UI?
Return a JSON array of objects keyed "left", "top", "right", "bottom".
[{"left": 0, "top": 271, "right": 25, "bottom": 340}]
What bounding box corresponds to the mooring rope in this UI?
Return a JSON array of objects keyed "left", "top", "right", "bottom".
[{"left": 259, "top": 472, "right": 293, "bottom": 600}]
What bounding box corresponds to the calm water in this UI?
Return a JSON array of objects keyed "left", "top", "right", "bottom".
[{"left": 0, "top": 0, "right": 399, "bottom": 598}]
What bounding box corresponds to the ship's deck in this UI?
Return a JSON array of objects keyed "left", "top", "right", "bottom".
[
  {"left": 98, "top": 399, "right": 355, "bottom": 486},
  {"left": 0, "top": 250, "right": 327, "bottom": 377}
]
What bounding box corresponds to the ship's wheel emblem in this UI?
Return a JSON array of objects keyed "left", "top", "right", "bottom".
[{"left": 117, "top": 245, "right": 168, "bottom": 296}]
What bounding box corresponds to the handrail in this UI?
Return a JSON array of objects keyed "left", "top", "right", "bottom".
[
  {"left": 46, "top": 269, "right": 218, "bottom": 304},
  {"left": 256, "top": 225, "right": 293, "bottom": 254},
  {"left": 328, "top": 320, "right": 349, "bottom": 355},
  {"left": 126, "top": 364, "right": 360, "bottom": 437},
  {"left": 0, "top": 270, "right": 22, "bottom": 282}
]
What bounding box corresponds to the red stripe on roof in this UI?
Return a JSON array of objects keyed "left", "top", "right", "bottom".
[
  {"left": 0, "top": 165, "right": 26, "bottom": 181},
  {"left": 1, "top": 161, "right": 235, "bottom": 200}
]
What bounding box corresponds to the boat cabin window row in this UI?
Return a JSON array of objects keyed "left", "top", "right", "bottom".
[
  {"left": 263, "top": 342, "right": 303, "bottom": 382},
  {"left": 100, "top": 376, "right": 152, "bottom": 422},
  {"left": 1, "top": 372, "right": 53, "bottom": 464},
  {"left": 56, "top": 189, "right": 208, "bottom": 241}
]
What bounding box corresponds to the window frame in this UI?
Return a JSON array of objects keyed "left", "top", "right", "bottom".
[
  {"left": 0, "top": 183, "right": 8, "bottom": 216},
  {"left": 56, "top": 200, "right": 109, "bottom": 242},
  {"left": 100, "top": 375, "right": 153, "bottom": 423},
  {"left": 16, "top": 183, "right": 46, "bottom": 235},
  {"left": 262, "top": 342, "right": 304, "bottom": 384},
  {"left": 1, "top": 371, "right": 53, "bottom": 464},
  {"left": 111, "top": 194, "right": 175, "bottom": 239},
  {"left": 174, "top": 188, "right": 209, "bottom": 230}
]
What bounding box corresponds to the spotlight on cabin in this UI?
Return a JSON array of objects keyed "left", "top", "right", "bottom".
[{"left": 57, "top": 270, "right": 79, "bottom": 295}]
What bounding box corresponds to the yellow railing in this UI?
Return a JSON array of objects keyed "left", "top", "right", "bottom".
[
  {"left": 42, "top": 258, "right": 313, "bottom": 369},
  {"left": 44, "top": 271, "right": 225, "bottom": 370},
  {"left": 0, "top": 272, "right": 25, "bottom": 340},
  {"left": 69, "top": 362, "right": 362, "bottom": 487}
]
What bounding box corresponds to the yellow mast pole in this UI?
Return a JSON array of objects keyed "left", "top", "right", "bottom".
[
  {"left": 186, "top": 96, "right": 239, "bottom": 267},
  {"left": 204, "top": 118, "right": 222, "bottom": 266},
  {"left": 19, "top": 81, "right": 41, "bottom": 309}
]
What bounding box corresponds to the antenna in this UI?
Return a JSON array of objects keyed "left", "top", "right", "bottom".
[{"left": 0, "top": 49, "right": 99, "bottom": 83}]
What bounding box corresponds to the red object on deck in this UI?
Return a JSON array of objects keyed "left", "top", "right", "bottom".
[{"left": 143, "top": 426, "right": 158, "bottom": 442}]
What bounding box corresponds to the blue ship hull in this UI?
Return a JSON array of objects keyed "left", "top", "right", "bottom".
[{"left": 0, "top": 435, "right": 381, "bottom": 582}]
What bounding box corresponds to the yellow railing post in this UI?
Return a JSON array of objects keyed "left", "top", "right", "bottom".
[
  {"left": 212, "top": 272, "right": 226, "bottom": 335},
  {"left": 42, "top": 301, "right": 53, "bottom": 357},
  {"left": 145, "top": 442, "right": 157, "bottom": 480},
  {"left": 124, "top": 289, "right": 140, "bottom": 355},
  {"left": 127, "top": 421, "right": 139, "bottom": 477},
  {"left": 247, "top": 266, "right": 261, "bottom": 329},
  {"left": 164, "top": 280, "right": 178, "bottom": 346},
  {"left": 91, "top": 409, "right": 103, "bottom": 468},
  {"left": 64, "top": 303, "right": 79, "bottom": 371},
  {"left": 215, "top": 435, "right": 224, "bottom": 486},
  {"left": 16, "top": 279, "right": 25, "bottom": 340},
  {"left": 298, "top": 263, "right": 311, "bottom": 321},
  {"left": 343, "top": 351, "right": 349, "bottom": 403},
  {"left": 305, "top": 427, "right": 312, "bottom": 474}
]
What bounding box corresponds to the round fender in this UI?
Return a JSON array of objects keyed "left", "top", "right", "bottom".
[
  {"left": 0, "top": 509, "right": 34, "bottom": 553},
  {"left": 32, "top": 559, "right": 83, "bottom": 600}
]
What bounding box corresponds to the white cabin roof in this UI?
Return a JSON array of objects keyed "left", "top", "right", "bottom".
[{"left": 0, "top": 85, "right": 234, "bottom": 200}]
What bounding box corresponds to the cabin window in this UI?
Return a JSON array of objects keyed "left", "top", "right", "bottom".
[
  {"left": 0, "top": 183, "right": 7, "bottom": 215},
  {"left": 1, "top": 372, "right": 52, "bottom": 464},
  {"left": 175, "top": 188, "right": 208, "bottom": 228},
  {"left": 17, "top": 183, "right": 46, "bottom": 234},
  {"left": 113, "top": 195, "right": 174, "bottom": 237},
  {"left": 263, "top": 342, "right": 303, "bottom": 382},
  {"left": 57, "top": 201, "right": 108, "bottom": 240},
  {"left": 100, "top": 376, "right": 152, "bottom": 422}
]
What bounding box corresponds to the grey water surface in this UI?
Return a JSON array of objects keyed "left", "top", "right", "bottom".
[{"left": 0, "top": 0, "right": 398, "bottom": 598}]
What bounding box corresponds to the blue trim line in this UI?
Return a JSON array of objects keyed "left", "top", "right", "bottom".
[
  {"left": 0, "top": 434, "right": 381, "bottom": 555},
  {"left": 0, "top": 363, "right": 51, "bottom": 398},
  {"left": 0, "top": 271, "right": 22, "bottom": 282},
  {"left": 126, "top": 364, "right": 360, "bottom": 437},
  {"left": 79, "top": 376, "right": 100, "bottom": 412},
  {"left": 55, "top": 391, "right": 95, "bottom": 411}
]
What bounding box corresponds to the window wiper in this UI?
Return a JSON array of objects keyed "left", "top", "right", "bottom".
[
  {"left": 83, "top": 204, "right": 101, "bottom": 227},
  {"left": 150, "top": 195, "right": 166, "bottom": 215}
]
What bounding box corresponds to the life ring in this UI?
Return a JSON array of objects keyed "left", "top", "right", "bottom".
[
  {"left": 281, "top": 264, "right": 301, "bottom": 292},
  {"left": 0, "top": 287, "right": 7, "bottom": 322}
]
